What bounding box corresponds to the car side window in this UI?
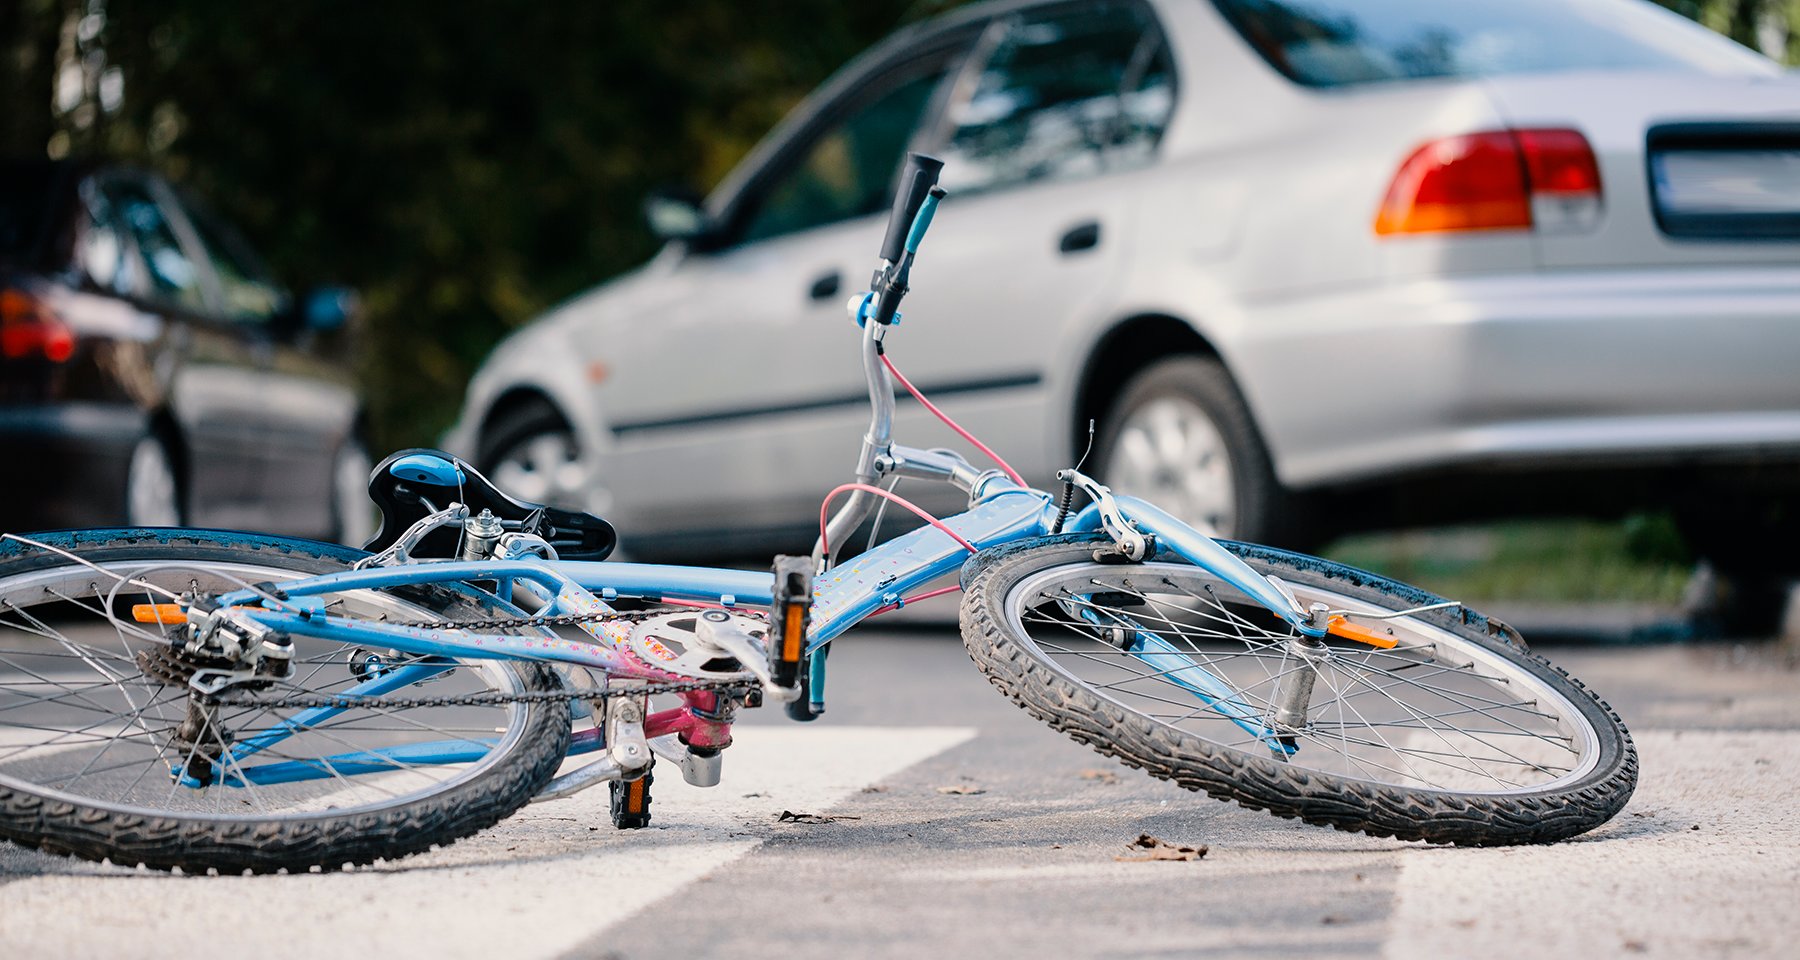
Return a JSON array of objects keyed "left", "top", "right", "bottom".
[
  {"left": 181, "top": 199, "right": 287, "bottom": 324},
  {"left": 104, "top": 180, "right": 207, "bottom": 313},
  {"left": 736, "top": 67, "right": 950, "bottom": 245},
  {"left": 73, "top": 180, "right": 142, "bottom": 297},
  {"left": 936, "top": 1, "right": 1176, "bottom": 195}
]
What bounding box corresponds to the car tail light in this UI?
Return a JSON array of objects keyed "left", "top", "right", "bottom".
[
  {"left": 0, "top": 288, "right": 76, "bottom": 363},
  {"left": 1375, "top": 128, "right": 1602, "bottom": 236}
]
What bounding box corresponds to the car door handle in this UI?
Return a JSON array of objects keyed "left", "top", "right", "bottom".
[
  {"left": 808, "top": 270, "right": 842, "bottom": 301},
  {"left": 1058, "top": 222, "right": 1101, "bottom": 255}
]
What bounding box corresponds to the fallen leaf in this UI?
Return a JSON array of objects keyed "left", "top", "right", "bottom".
[
  {"left": 860, "top": 785, "right": 890, "bottom": 794},
  {"left": 1079, "top": 769, "right": 1120, "bottom": 785},
  {"left": 1114, "top": 833, "right": 1207, "bottom": 862},
  {"left": 936, "top": 785, "right": 986, "bottom": 795},
  {"left": 776, "top": 810, "right": 861, "bottom": 824}
]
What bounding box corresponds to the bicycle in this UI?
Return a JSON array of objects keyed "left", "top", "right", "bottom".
[{"left": 0, "top": 154, "right": 1635, "bottom": 873}]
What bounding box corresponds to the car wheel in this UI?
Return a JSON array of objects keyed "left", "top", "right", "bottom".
[
  {"left": 1676, "top": 504, "right": 1799, "bottom": 637},
  {"left": 125, "top": 435, "right": 182, "bottom": 527},
  {"left": 1095, "top": 356, "right": 1293, "bottom": 544},
  {"left": 478, "top": 401, "right": 598, "bottom": 512},
  {"left": 331, "top": 440, "right": 379, "bottom": 547}
]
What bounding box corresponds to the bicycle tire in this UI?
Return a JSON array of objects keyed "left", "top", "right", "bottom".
[
  {"left": 959, "top": 534, "right": 1636, "bottom": 845},
  {"left": 0, "top": 528, "right": 570, "bottom": 873}
]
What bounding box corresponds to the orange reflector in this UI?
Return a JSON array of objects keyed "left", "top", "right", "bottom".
[
  {"left": 1326, "top": 615, "right": 1397, "bottom": 649},
  {"left": 132, "top": 604, "right": 188, "bottom": 624},
  {"left": 780, "top": 605, "right": 805, "bottom": 662}
]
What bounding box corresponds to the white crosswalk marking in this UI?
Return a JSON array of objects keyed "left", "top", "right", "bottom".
[
  {"left": 0, "top": 725, "right": 975, "bottom": 960},
  {"left": 1384, "top": 730, "right": 1800, "bottom": 958}
]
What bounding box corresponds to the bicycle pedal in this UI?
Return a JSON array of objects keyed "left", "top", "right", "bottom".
[{"left": 609, "top": 770, "right": 652, "bottom": 829}]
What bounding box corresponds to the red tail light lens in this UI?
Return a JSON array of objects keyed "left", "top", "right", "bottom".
[
  {"left": 1516, "top": 129, "right": 1603, "bottom": 195},
  {"left": 1376, "top": 132, "right": 1531, "bottom": 235},
  {"left": 1375, "top": 128, "right": 1601, "bottom": 236},
  {"left": 0, "top": 288, "right": 76, "bottom": 363}
]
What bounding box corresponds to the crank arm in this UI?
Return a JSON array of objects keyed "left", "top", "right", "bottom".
[
  {"left": 648, "top": 733, "right": 722, "bottom": 787},
  {"left": 531, "top": 754, "right": 627, "bottom": 803},
  {"left": 693, "top": 610, "right": 802, "bottom": 703}
]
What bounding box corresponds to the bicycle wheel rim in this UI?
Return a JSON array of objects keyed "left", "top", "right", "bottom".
[
  {"left": 1002, "top": 560, "right": 1603, "bottom": 798},
  {"left": 0, "top": 557, "right": 535, "bottom": 822}
]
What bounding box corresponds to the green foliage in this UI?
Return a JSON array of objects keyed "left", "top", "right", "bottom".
[
  {"left": 4, "top": 0, "right": 956, "bottom": 447},
  {"left": 1327, "top": 518, "right": 1695, "bottom": 605},
  {"left": 1651, "top": 0, "right": 1800, "bottom": 61}
]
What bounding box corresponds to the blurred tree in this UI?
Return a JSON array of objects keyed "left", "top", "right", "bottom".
[
  {"left": 1652, "top": 0, "right": 1800, "bottom": 60},
  {"left": 8, "top": 0, "right": 957, "bottom": 447},
  {"left": 0, "top": 0, "right": 1786, "bottom": 448}
]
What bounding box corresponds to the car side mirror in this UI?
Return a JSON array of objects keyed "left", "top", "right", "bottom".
[{"left": 644, "top": 189, "right": 714, "bottom": 244}]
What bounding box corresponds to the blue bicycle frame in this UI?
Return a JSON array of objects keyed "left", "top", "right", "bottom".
[{"left": 191, "top": 157, "right": 1328, "bottom": 789}]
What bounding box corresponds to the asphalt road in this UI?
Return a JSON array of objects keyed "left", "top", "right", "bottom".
[{"left": 2, "top": 626, "right": 1797, "bottom": 960}]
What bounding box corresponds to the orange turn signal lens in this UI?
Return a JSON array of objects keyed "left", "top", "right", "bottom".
[{"left": 1326, "top": 615, "right": 1396, "bottom": 649}]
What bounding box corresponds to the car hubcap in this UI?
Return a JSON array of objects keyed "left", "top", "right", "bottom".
[
  {"left": 1104, "top": 397, "right": 1235, "bottom": 536},
  {"left": 491, "top": 432, "right": 594, "bottom": 511},
  {"left": 126, "top": 438, "right": 180, "bottom": 526}
]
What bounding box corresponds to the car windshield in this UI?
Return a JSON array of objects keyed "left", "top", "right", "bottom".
[
  {"left": 0, "top": 161, "right": 60, "bottom": 265},
  {"left": 1210, "top": 0, "right": 1779, "bottom": 88}
]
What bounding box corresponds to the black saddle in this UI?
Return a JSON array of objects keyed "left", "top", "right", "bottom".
[{"left": 362, "top": 448, "right": 616, "bottom": 561}]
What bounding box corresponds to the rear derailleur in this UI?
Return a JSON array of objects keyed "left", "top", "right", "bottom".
[{"left": 135, "top": 596, "right": 296, "bottom": 785}]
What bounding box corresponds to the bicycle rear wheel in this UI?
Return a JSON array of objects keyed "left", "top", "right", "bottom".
[
  {"left": 0, "top": 529, "right": 570, "bottom": 873},
  {"left": 960, "top": 535, "right": 1636, "bottom": 845}
]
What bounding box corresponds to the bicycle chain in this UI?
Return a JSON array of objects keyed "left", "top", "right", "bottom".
[{"left": 203, "top": 605, "right": 765, "bottom": 710}]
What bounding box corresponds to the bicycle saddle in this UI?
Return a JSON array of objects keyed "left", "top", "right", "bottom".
[{"left": 362, "top": 448, "right": 616, "bottom": 561}]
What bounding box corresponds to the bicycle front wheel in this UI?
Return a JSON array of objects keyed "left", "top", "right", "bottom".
[
  {"left": 960, "top": 535, "right": 1636, "bottom": 845},
  {"left": 0, "top": 529, "right": 570, "bottom": 873}
]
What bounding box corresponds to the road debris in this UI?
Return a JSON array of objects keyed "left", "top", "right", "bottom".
[
  {"left": 1079, "top": 769, "right": 1120, "bottom": 785},
  {"left": 936, "top": 784, "right": 986, "bottom": 795},
  {"left": 776, "top": 810, "right": 861, "bottom": 824},
  {"left": 1114, "top": 833, "right": 1207, "bottom": 862}
]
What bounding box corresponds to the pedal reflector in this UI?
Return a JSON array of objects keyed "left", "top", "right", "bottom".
[{"left": 769, "top": 556, "right": 813, "bottom": 688}]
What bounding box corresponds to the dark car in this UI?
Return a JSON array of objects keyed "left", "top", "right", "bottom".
[{"left": 0, "top": 158, "right": 371, "bottom": 542}]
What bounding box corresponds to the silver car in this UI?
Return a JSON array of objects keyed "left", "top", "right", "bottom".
[{"left": 447, "top": 0, "right": 1800, "bottom": 571}]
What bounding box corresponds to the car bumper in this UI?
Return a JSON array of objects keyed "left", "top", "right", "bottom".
[
  {"left": 0, "top": 403, "right": 144, "bottom": 531},
  {"left": 1233, "top": 265, "right": 1800, "bottom": 488}
]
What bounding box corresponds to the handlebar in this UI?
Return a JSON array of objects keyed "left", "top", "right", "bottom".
[
  {"left": 816, "top": 154, "right": 950, "bottom": 565},
  {"left": 878, "top": 153, "right": 944, "bottom": 264},
  {"left": 868, "top": 153, "right": 946, "bottom": 328}
]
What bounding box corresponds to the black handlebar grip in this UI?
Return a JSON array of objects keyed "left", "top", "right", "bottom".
[{"left": 878, "top": 153, "right": 945, "bottom": 263}]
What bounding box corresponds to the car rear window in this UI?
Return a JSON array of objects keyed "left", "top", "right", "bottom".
[
  {"left": 1210, "top": 0, "right": 1778, "bottom": 89},
  {"left": 0, "top": 161, "right": 61, "bottom": 264}
]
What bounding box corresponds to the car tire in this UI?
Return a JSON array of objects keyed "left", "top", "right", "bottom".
[
  {"left": 477, "top": 400, "right": 597, "bottom": 512},
  {"left": 124, "top": 434, "right": 182, "bottom": 527},
  {"left": 1095, "top": 356, "right": 1298, "bottom": 546},
  {"left": 331, "top": 438, "right": 379, "bottom": 547},
  {"left": 1676, "top": 503, "right": 1799, "bottom": 637}
]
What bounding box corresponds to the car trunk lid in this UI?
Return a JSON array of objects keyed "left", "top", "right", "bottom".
[{"left": 1479, "top": 70, "right": 1800, "bottom": 269}]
